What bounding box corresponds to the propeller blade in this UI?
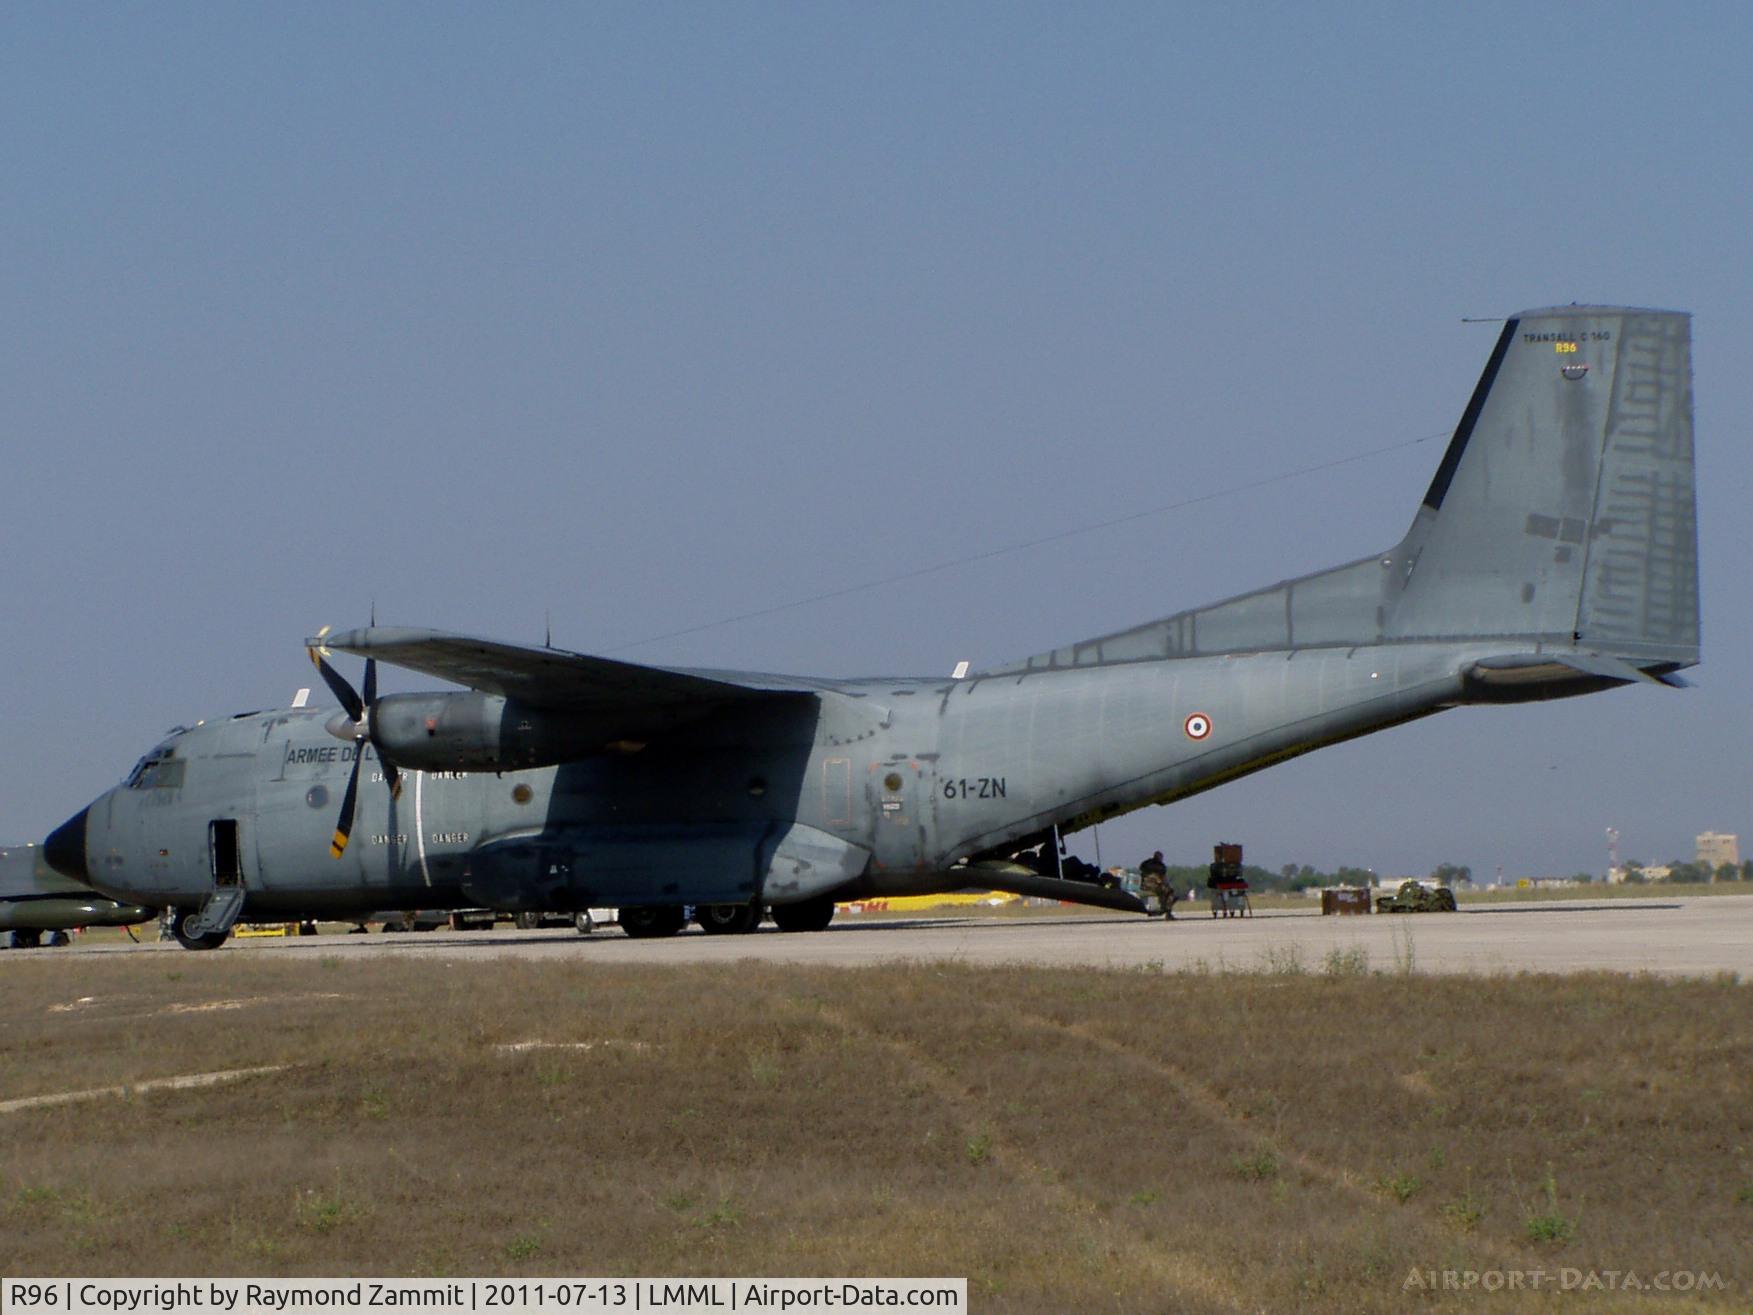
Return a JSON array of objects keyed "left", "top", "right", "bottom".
[
  {"left": 329, "top": 750, "right": 363, "bottom": 859},
  {"left": 308, "top": 646, "right": 365, "bottom": 723},
  {"left": 306, "top": 635, "right": 402, "bottom": 846},
  {"left": 358, "top": 657, "right": 405, "bottom": 797}
]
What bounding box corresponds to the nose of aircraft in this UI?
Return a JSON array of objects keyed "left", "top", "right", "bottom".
[{"left": 44, "top": 806, "right": 91, "bottom": 882}]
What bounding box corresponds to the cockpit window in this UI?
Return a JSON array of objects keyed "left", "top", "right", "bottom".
[{"left": 126, "top": 750, "right": 185, "bottom": 790}]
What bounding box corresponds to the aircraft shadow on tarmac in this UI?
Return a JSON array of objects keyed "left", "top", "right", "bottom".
[{"left": 314, "top": 915, "right": 1106, "bottom": 948}]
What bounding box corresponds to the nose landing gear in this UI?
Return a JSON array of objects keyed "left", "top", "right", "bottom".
[{"left": 170, "top": 907, "right": 231, "bottom": 951}]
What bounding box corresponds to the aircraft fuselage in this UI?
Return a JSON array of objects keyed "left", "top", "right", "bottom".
[{"left": 70, "top": 637, "right": 1564, "bottom": 922}]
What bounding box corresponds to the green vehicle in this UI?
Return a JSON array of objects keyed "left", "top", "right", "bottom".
[
  {"left": 1376, "top": 880, "right": 1458, "bottom": 914},
  {"left": 1, "top": 842, "right": 155, "bottom": 948}
]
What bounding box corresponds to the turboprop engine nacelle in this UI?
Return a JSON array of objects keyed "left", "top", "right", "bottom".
[{"left": 369, "top": 691, "right": 594, "bottom": 772}]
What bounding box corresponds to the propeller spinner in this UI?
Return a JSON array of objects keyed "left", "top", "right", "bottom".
[{"left": 306, "top": 627, "right": 402, "bottom": 858}]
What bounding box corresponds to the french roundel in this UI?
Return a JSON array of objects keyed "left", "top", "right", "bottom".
[{"left": 1184, "top": 712, "right": 1212, "bottom": 740}]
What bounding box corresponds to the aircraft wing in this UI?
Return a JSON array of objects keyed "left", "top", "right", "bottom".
[{"left": 317, "top": 627, "right": 815, "bottom": 713}]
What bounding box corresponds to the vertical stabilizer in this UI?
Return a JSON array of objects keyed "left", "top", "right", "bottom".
[
  {"left": 1386, "top": 307, "right": 1698, "bottom": 669},
  {"left": 982, "top": 304, "right": 1698, "bottom": 678}
]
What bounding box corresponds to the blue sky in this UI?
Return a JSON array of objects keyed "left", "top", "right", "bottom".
[{"left": 5, "top": 3, "right": 1748, "bottom": 878}]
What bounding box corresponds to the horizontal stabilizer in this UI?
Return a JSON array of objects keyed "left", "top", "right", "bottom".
[
  {"left": 1463, "top": 651, "right": 1688, "bottom": 703},
  {"left": 1549, "top": 652, "right": 1687, "bottom": 687}
]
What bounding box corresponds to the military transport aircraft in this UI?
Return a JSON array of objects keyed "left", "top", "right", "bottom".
[
  {"left": 1, "top": 842, "right": 154, "bottom": 948},
  {"left": 44, "top": 306, "right": 1699, "bottom": 949}
]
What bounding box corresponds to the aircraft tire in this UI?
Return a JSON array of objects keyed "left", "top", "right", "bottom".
[
  {"left": 170, "top": 910, "right": 229, "bottom": 952},
  {"left": 619, "top": 905, "right": 686, "bottom": 939},
  {"left": 514, "top": 911, "right": 541, "bottom": 930},
  {"left": 771, "top": 895, "right": 835, "bottom": 933},
  {"left": 47, "top": 931, "right": 71, "bottom": 947},
  {"left": 574, "top": 912, "right": 595, "bottom": 935},
  {"left": 696, "top": 903, "right": 760, "bottom": 935},
  {"left": 9, "top": 929, "right": 42, "bottom": 949}
]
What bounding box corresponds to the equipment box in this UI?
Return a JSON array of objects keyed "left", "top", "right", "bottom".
[{"left": 1321, "top": 887, "right": 1371, "bottom": 916}]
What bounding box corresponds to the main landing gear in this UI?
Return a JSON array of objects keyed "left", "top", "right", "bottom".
[
  {"left": 770, "top": 895, "right": 835, "bottom": 933},
  {"left": 695, "top": 903, "right": 761, "bottom": 935},
  {"left": 619, "top": 905, "right": 689, "bottom": 939},
  {"left": 616, "top": 896, "right": 838, "bottom": 938}
]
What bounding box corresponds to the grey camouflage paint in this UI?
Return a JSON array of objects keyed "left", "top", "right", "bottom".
[{"left": 48, "top": 307, "right": 1699, "bottom": 933}]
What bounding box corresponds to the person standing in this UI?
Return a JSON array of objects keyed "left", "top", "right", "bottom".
[{"left": 1139, "top": 851, "right": 1172, "bottom": 919}]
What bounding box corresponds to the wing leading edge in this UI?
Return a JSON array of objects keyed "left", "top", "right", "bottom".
[{"left": 316, "top": 626, "right": 815, "bottom": 721}]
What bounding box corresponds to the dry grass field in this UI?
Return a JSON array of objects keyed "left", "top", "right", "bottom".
[{"left": 2, "top": 954, "right": 1748, "bottom": 1313}]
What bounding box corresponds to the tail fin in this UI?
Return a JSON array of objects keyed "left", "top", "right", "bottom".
[
  {"left": 1386, "top": 306, "right": 1698, "bottom": 670},
  {"left": 986, "top": 305, "right": 1698, "bottom": 677}
]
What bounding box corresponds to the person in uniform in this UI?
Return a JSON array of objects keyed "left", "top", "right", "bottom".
[{"left": 1139, "top": 850, "right": 1172, "bottom": 918}]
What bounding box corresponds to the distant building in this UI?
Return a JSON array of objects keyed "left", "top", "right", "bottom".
[
  {"left": 1608, "top": 863, "right": 1669, "bottom": 883},
  {"left": 1697, "top": 832, "right": 1740, "bottom": 870}
]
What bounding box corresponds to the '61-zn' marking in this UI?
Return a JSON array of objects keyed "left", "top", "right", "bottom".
[{"left": 941, "top": 777, "right": 1007, "bottom": 800}]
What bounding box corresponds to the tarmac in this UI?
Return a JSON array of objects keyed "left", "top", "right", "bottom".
[{"left": 15, "top": 894, "right": 1753, "bottom": 977}]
